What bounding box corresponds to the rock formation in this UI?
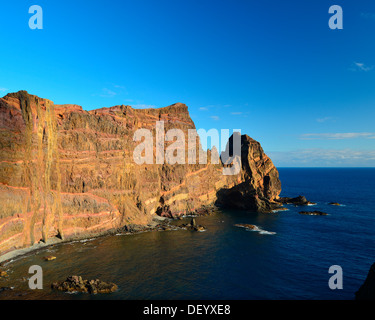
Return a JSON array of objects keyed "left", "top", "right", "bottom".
[
  {"left": 277, "top": 195, "right": 316, "bottom": 206},
  {"left": 355, "top": 262, "right": 375, "bottom": 300},
  {"left": 0, "top": 91, "right": 282, "bottom": 257},
  {"left": 51, "top": 276, "right": 117, "bottom": 294},
  {"left": 215, "top": 133, "right": 282, "bottom": 212}
]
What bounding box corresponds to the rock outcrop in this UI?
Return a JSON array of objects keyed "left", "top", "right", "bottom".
[
  {"left": 329, "top": 202, "right": 341, "bottom": 206},
  {"left": 51, "top": 276, "right": 117, "bottom": 294},
  {"left": 298, "top": 211, "right": 328, "bottom": 216},
  {"left": 215, "top": 133, "right": 282, "bottom": 212},
  {"left": 277, "top": 196, "right": 316, "bottom": 206},
  {"left": 355, "top": 263, "right": 375, "bottom": 300},
  {"left": 0, "top": 91, "right": 282, "bottom": 256}
]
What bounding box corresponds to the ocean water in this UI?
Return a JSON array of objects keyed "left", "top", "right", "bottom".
[{"left": 0, "top": 168, "right": 374, "bottom": 300}]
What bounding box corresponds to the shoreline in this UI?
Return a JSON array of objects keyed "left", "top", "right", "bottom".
[
  {"left": 0, "top": 212, "right": 209, "bottom": 266},
  {"left": 0, "top": 215, "right": 171, "bottom": 265}
]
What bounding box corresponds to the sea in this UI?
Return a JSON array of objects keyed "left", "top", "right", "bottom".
[{"left": 0, "top": 168, "right": 374, "bottom": 300}]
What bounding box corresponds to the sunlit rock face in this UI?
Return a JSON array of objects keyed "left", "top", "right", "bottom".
[{"left": 0, "top": 91, "right": 281, "bottom": 256}]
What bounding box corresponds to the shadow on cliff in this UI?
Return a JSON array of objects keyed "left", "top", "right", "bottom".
[{"left": 214, "top": 132, "right": 282, "bottom": 213}]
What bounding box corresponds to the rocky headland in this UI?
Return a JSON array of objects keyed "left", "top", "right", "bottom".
[{"left": 0, "top": 90, "right": 287, "bottom": 259}]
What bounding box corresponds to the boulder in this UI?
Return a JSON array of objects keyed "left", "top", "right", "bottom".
[
  {"left": 51, "top": 276, "right": 118, "bottom": 294},
  {"left": 355, "top": 263, "right": 375, "bottom": 300},
  {"left": 43, "top": 256, "right": 56, "bottom": 261}
]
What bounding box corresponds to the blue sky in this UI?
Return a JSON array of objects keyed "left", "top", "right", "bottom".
[{"left": 1, "top": 0, "right": 374, "bottom": 167}]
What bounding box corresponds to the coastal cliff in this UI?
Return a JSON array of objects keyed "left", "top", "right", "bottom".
[{"left": 0, "top": 91, "right": 282, "bottom": 257}]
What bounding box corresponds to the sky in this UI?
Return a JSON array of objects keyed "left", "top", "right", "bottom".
[{"left": 0, "top": 0, "right": 374, "bottom": 167}]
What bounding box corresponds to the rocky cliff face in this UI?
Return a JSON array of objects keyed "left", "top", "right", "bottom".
[
  {"left": 215, "top": 133, "right": 281, "bottom": 212},
  {"left": 0, "top": 91, "right": 282, "bottom": 256}
]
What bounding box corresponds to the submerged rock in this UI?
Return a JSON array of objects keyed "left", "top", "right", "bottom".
[
  {"left": 299, "top": 211, "right": 328, "bottom": 216},
  {"left": 329, "top": 202, "right": 341, "bottom": 206},
  {"left": 51, "top": 276, "right": 118, "bottom": 294},
  {"left": 234, "top": 223, "right": 257, "bottom": 230}
]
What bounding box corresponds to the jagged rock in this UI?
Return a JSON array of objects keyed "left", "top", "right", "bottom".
[
  {"left": 215, "top": 133, "right": 282, "bottom": 213},
  {"left": 278, "top": 196, "right": 316, "bottom": 206},
  {"left": 51, "top": 276, "right": 118, "bottom": 294},
  {"left": 355, "top": 263, "right": 375, "bottom": 300},
  {"left": 190, "top": 218, "right": 196, "bottom": 227},
  {"left": 299, "top": 211, "right": 328, "bottom": 216}
]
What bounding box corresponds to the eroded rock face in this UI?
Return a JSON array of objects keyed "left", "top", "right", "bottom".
[
  {"left": 0, "top": 91, "right": 282, "bottom": 256},
  {"left": 215, "top": 133, "right": 282, "bottom": 212}
]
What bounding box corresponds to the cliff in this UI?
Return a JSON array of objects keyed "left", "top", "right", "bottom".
[{"left": 0, "top": 91, "right": 282, "bottom": 256}]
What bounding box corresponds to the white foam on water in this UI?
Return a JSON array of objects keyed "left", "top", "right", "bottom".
[
  {"left": 235, "top": 224, "right": 276, "bottom": 235},
  {"left": 272, "top": 208, "right": 289, "bottom": 213},
  {"left": 258, "top": 230, "right": 276, "bottom": 235}
]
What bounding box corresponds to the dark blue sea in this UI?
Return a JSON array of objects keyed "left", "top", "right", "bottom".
[{"left": 1, "top": 168, "right": 374, "bottom": 300}]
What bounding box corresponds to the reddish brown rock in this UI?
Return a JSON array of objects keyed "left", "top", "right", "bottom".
[
  {"left": 215, "top": 133, "right": 282, "bottom": 212},
  {"left": 0, "top": 91, "right": 282, "bottom": 256}
]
